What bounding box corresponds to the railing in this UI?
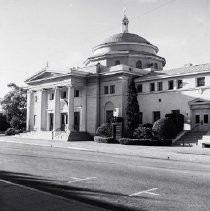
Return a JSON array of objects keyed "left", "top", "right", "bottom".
[{"left": 52, "top": 128, "right": 70, "bottom": 140}]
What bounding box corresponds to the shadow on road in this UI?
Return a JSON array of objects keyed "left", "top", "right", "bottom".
[{"left": 0, "top": 170, "right": 147, "bottom": 211}]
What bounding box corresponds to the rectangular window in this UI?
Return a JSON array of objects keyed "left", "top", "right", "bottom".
[
  {"left": 153, "top": 111, "right": 160, "bottom": 123},
  {"left": 61, "top": 91, "right": 67, "bottom": 99},
  {"left": 204, "top": 114, "right": 208, "bottom": 124},
  {"left": 195, "top": 115, "right": 200, "bottom": 124},
  {"left": 150, "top": 83, "right": 155, "bottom": 92},
  {"left": 104, "top": 86, "right": 109, "bottom": 94},
  {"left": 139, "top": 112, "right": 143, "bottom": 124},
  {"left": 110, "top": 85, "right": 115, "bottom": 94},
  {"left": 168, "top": 80, "right": 174, "bottom": 90},
  {"left": 137, "top": 84, "right": 142, "bottom": 93},
  {"left": 157, "top": 82, "right": 163, "bottom": 91},
  {"left": 49, "top": 93, "right": 54, "bottom": 100},
  {"left": 74, "top": 90, "right": 80, "bottom": 97},
  {"left": 177, "top": 80, "right": 183, "bottom": 89},
  {"left": 172, "top": 110, "right": 180, "bottom": 114},
  {"left": 197, "top": 77, "right": 205, "bottom": 87}
]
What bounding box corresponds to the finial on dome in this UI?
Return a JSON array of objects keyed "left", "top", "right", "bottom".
[{"left": 121, "top": 8, "right": 129, "bottom": 33}]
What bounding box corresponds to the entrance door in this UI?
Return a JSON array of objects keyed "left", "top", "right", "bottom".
[
  {"left": 61, "top": 113, "right": 68, "bottom": 131},
  {"left": 74, "top": 112, "right": 80, "bottom": 131},
  {"left": 193, "top": 109, "right": 210, "bottom": 131},
  {"left": 106, "top": 110, "right": 113, "bottom": 123},
  {"left": 49, "top": 113, "right": 54, "bottom": 131}
]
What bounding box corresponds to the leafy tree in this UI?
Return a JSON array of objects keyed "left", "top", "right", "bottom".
[
  {"left": 0, "top": 83, "right": 27, "bottom": 130},
  {"left": 125, "top": 77, "right": 140, "bottom": 137}
]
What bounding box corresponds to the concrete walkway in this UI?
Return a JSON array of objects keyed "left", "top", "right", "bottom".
[
  {"left": 0, "top": 135, "right": 210, "bottom": 164},
  {"left": 0, "top": 179, "right": 108, "bottom": 211}
]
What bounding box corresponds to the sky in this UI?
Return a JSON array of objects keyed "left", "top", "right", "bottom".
[{"left": 0, "top": 0, "right": 210, "bottom": 97}]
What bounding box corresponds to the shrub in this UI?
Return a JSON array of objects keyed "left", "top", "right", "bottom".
[
  {"left": 119, "top": 138, "right": 171, "bottom": 146},
  {"left": 152, "top": 117, "right": 177, "bottom": 140},
  {"left": 0, "top": 113, "right": 10, "bottom": 131},
  {"left": 165, "top": 113, "right": 184, "bottom": 133},
  {"left": 5, "top": 128, "right": 18, "bottom": 136},
  {"left": 119, "top": 138, "right": 142, "bottom": 145},
  {"left": 142, "top": 123, "right": 153, "bottom": 128},
  {"left": 133, "top": 126, "right": 153, "bottom": 139},
  {"left": 94, "top": 136, "right": 115, "bottom": 143},
  {"left": 95, "top": 123, "right": 112, "bottom": 137}
]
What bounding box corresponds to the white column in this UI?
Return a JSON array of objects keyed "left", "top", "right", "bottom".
[
  {"left": 54, "top": 87, "right": 60, "bottom": 131},
  {"left": 81, "top": 88, "right": 87, "bottom": 131},
  {"left": 40, "top": 90, "right": 47, "bottom": 130},
  {"left": 68, "top": 86, "right": 74, "bottom": 131},
  {"left": 26, "top": 90, "right": 34, "bottom": 131}
]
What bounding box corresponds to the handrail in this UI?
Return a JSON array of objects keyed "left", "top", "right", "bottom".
[{"left": 52, "top": 128, "right": 70, "bottom": 140}]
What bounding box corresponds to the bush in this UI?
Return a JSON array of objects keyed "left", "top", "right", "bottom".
[
  {"left": 119, "top": 138, "right": 172, "bottom": 146},
  {"left": 142, "top": 123, "right": 153, "bottom": 128},
  {"left": 0, "top": 113, "right": 10, "bottom": 131},
  {"left": 5, "top": 128, "right": 19, "bottom": 136},
  {"left": 95, "top": 123, "right": 112, "bottom": 137},
  {"left": 133, "top": 126, "right": 153, "bottom": 139},
  {"left": 94, "top": 136, "right": 115, "bottom": 143},
  {"left": 119, "top": 138, "right": 143, "bottom": 145},
  {"left": 152, "top": 117, "right": 177, "bottom": 140},
  {"left": 165, "top": 113, "right": 184, "bottom": 133}
]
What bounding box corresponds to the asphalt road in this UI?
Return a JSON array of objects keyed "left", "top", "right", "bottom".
[{"left": 0, "top": 141, "right": 209, "bottom": 211}]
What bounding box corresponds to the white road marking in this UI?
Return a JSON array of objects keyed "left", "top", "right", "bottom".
[
  {"left": 67, "top": 177, "right": 96, "bottom": 184},
  {"left": 129, "top": 188, "right": 160, "bottom": 197}
]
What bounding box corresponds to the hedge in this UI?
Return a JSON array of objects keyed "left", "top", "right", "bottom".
[{"left": 119, "top": 138, "right": 172, "bottom": 146}]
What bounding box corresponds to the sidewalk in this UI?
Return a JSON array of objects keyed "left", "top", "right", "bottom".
[
  {"left": 0, "top": 179, "right": 108, "bottom": 211},
  {"left": 1, "top": 135, "right": 210, "bottom": 164}
]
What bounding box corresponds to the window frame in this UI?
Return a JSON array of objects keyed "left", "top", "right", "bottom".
[
  {"left": 153, "top": 111, "right": 161, "bottom": 123},
  {"left": 157, "top": 82, "right": 163, "bottom": 91},
  {"left": 49, "top": 93, "right": 54, "bottom": 100},
  {"left": 197, "top": 77, "right": 205, "bottom": 87},
  {"left": 110, "top": 85, "right": 115, "bottom": 94},
  {"left": 104, "top": 86, "right": 109, "bottom": 95},
  {"left": 150, "top": 83, "right": 155, "bottom": 92},
  {"left": 177, "top": 79, "right": 183, "bottom": 89},
  {"left": 136, "top": 60, "right": 142, "bottom": 69},
  {"left": 137, "top": 84, "right": 143, "bottom": 93},
  {"left": 168, "top": 80, "right": 174, "bottom": 90},
  {"left": 74, "top": 90, "right": 80, "bottom": 98}
]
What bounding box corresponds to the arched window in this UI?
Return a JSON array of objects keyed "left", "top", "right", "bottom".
[
  {"left": 115, "top": 60, "right": 120, "bottom": 65},
  {"left": 136, "top": 60, "right": 142, "bottom": 69},
  {"left": 154, "top": 63, "right": 158, "bottom": 69}
]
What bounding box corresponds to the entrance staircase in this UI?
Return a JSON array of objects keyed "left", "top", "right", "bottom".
[
  {"left": 173, "top": 131, "right": 207, "bottom": 147},
  {"left": 18, "top": 130, "right": 69, "bottom": 141}
]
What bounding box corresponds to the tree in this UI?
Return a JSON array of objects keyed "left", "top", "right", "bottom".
[
  {"left": 0, "top": 83, "right": 27, "bottom": 130},
  {"left": 125, "top": 77, "right": 140, "bottom": 137}
]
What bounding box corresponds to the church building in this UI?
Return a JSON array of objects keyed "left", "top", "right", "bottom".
[{"left": 25, "top": 15, "right": 210, "bottom": 140}]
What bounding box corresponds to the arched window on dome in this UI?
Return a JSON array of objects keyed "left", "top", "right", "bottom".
[
  {"left": 154, "top": 63, "right": 158, "bottom": 69},
  {"left": 115, "top": 60, "right": 120, "bottom": 65},
  {"left": 136, "top": 60, "right": 142, "bottom": 69}
]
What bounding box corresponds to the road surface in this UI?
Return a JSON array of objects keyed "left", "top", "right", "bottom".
[{"left": 0, "top": 140, "right": 209, "bottom": 211}]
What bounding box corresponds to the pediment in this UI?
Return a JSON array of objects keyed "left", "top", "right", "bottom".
[
  {"left": 188, "top": 98, "right": 210, "bottom": 105},
  {"left": 25, "top": 70, "right": 67, "bottom": 83}
]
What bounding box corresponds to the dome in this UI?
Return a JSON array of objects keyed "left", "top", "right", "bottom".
[{"left": 102, "top": 33, "right": 151, "bottom": 45}]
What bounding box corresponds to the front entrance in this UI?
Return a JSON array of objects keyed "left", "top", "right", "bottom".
[
  {"left": 193, "top": 109, "right": 210, "bottom": 131},
  {"left": 74, "top": 112, "right": 80, "bottom": 131},
  {"left": 106, "top": 110, "right": 113, "bottom": 123},
  {"left": 61, "top": 113, "right": 68, "bottom": 131},
  {"left": 49, "top": 113, "right": 54, "bottom": 131}
]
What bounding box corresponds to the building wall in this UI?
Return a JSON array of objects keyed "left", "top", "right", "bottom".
[{"left": 137, "top": 73, "right": 210, "bottom": 129}]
